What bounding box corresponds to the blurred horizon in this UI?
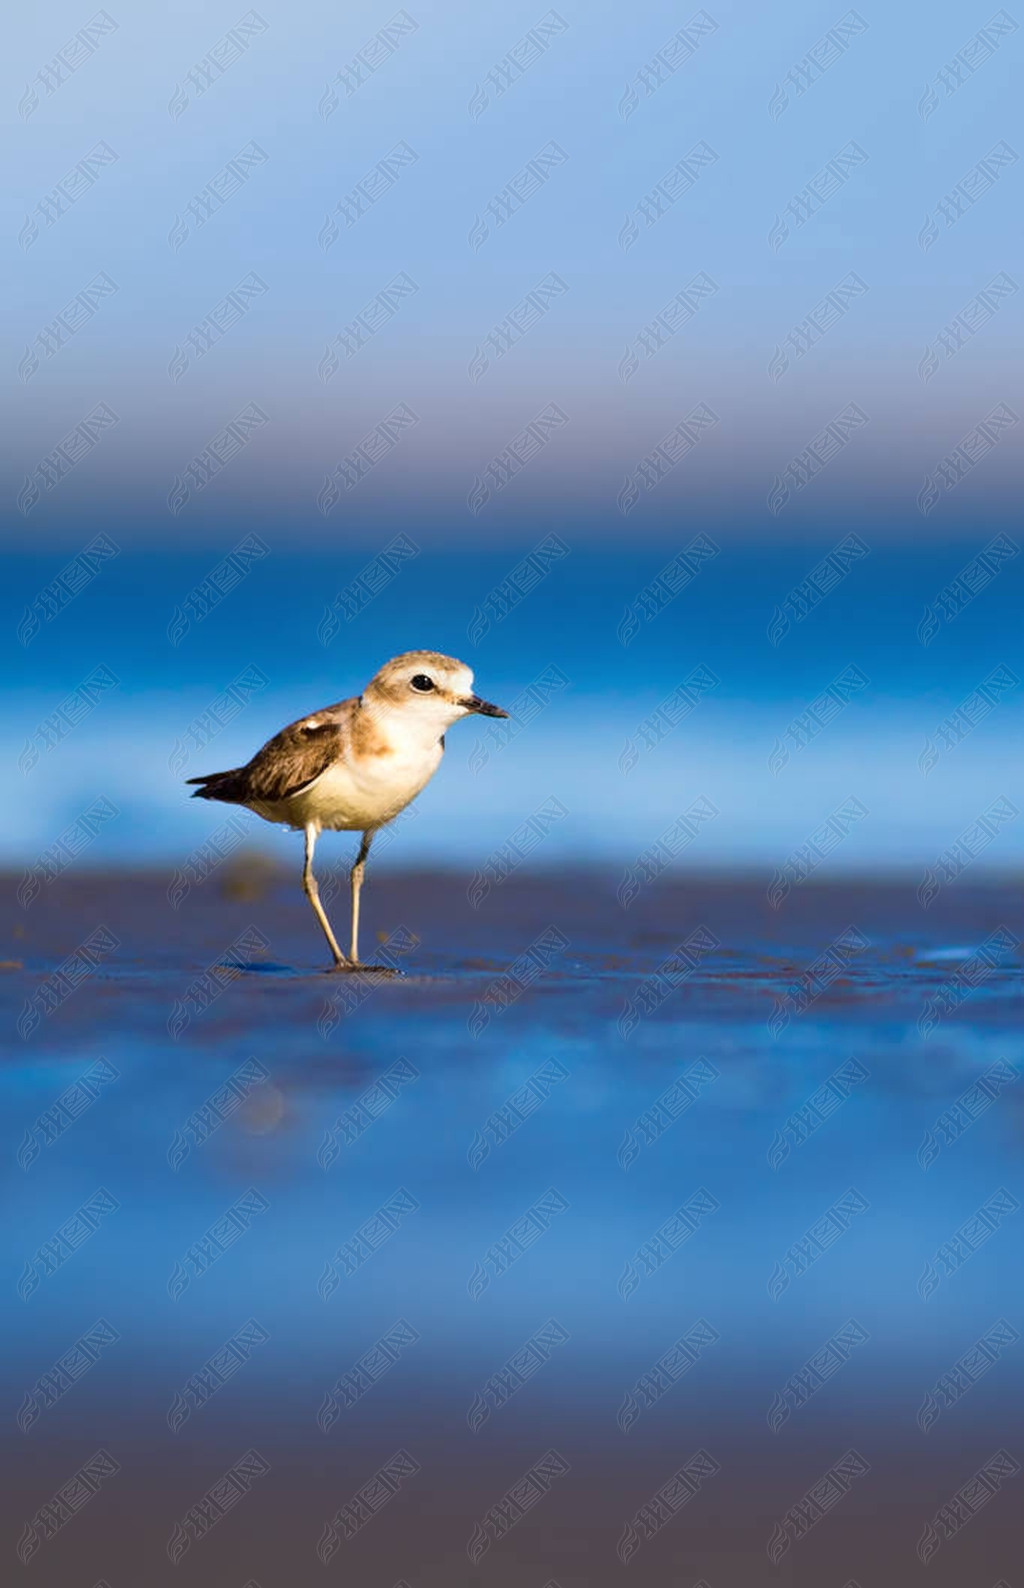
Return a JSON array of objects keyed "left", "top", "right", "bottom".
[{"left": 7, "top": 539, "right": 1024, "bottom": 870}]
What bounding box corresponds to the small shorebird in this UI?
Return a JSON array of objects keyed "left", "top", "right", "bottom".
[{"left": 186, "top": 651, "right": 507, "bottom": 971}]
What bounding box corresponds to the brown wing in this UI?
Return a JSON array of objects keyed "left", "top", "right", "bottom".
[{"left": 238, "top": 699, "right": 355, "bottom": 803}]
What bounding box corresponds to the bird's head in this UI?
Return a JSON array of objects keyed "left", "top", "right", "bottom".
[{"left": 365, "top": 651, "right": 508, "bottom": 730}]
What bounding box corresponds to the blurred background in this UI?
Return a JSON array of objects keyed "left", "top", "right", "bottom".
[{"left": 5, "top": 0, "right": 1023, "bottom": 876}]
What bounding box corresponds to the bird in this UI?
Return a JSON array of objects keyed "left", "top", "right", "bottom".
[{"left": 186, "top": 651, "right": 508, "bottom": 971}]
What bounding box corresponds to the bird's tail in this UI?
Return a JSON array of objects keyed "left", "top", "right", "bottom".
[{"left": 186, "top": 768, "right": 247, "bottom": 803}]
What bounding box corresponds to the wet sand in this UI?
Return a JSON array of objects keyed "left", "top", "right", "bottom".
[{"left": 2, "top": 871, "right": 1023, "bottom": 1587}]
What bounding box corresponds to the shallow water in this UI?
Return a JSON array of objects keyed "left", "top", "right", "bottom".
[{"left": 3, "top": 872, "right": 1023, "bottom": 1587}]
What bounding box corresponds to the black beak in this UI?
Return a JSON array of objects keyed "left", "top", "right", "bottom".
[{"left": 461, "top": 695, "right": 509, "bottom": 718}]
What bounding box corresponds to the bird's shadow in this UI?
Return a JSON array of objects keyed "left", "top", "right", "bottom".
[{"left": 225, "top": 959, "right": 303, "bottom": 977}]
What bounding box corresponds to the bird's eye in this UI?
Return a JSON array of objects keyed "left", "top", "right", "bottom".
[{"left": 410, "top": 674, "right": 435, "bottom": 692}]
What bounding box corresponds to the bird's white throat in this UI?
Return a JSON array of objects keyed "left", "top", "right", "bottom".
[{"left": 361, "top": 694, "right": 464, "bottom": 755}]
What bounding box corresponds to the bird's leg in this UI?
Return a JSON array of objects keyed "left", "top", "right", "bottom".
[
  {"left": 303, "top": 824, "right": 347, "bottom": 968},
  {"left": 349, "top": 829, "right": 373, "bottom": 966},
  {"left": 346, "top": 830, "right": 397, "bottom": 974}
]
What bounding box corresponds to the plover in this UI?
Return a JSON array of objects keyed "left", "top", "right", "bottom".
[{"left": 186, "top": 651, "right": 507, "bottom": 971}]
